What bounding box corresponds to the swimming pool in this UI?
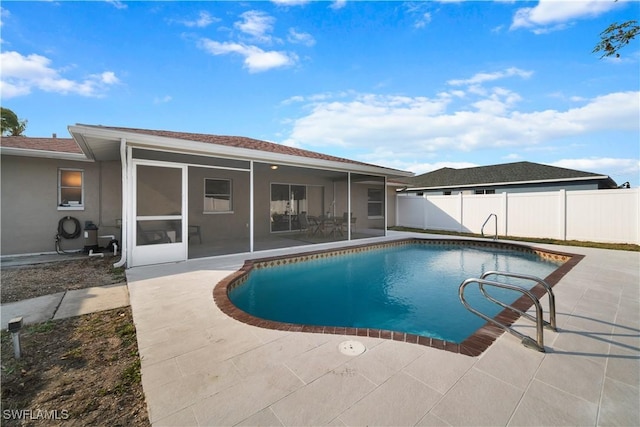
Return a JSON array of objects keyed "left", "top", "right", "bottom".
[{"left": 215, "top": 239, "right": 581, "bottom": 355}]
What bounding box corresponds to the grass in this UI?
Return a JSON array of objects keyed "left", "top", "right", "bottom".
[
  {"left": 389, "top": 226, "right": 640, "bottom": 252},
  {"left": 26, "top": 321, "right": 55, "bottom": 333}
]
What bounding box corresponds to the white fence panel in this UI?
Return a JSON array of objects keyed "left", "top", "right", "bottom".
[
  {"left": 461, "top": 194, "right": 503, "bottom": 234},
  {"left": 566, "top": 189, "right": 639, "bottom": 244},
  {"left": 506, "top": 191, "right": 561, "bottom": 239},
  {"left": 425, "top": 195, "right": 461, "bottom": 231},
  {"left": 396, "top": 195, "right": 425, "bottom": 229},
  {"left": 395, "top": 188, "right": 639, "bottom": 245}
]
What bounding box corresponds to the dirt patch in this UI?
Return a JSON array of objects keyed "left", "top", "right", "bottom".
[
  {"left": 1, "top": 256, "right": 126, "bottom": 304},
  {"left": 1, "top": 308, "right": 149, "bottom": 426},
  {"left": 1, "top": 258, "right": 149, "bottom": 426}
]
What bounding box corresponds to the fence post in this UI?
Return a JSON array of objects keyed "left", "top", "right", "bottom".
[
  {"left": 502, "top": 192, "right": 508, "bottom": 237},
  {"left": 422, "top": 193, "right": 428, "bottom": 230},
  {"left": 559, "top": 189, "right": 567, "bottom": 241},
  {"left": 458, "top": 192, "right": 464, "bottom": 233}
]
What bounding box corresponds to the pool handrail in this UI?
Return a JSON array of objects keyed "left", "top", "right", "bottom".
[
  {"left": 459, "top": 278, "right": 546, "bottom": 352},
  {"left": 481, "top": 213, "right": 498, "bottom": 240},
  {"left": 479, "top": 270, "right": 557, "bottom": 332}
]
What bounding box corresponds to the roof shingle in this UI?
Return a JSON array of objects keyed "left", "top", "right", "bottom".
[
  {"left": 402, "top": 161, "right": 614, "bottom": 188},
  {"left": 1, "top": 136, "right": 82, "bottom": 154},
  {"left": 96, "top": 126, "right": 391, "bottom": 170}
]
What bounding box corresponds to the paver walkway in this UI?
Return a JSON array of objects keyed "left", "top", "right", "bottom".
[{"left": 126, "top": 233, "right": 640, "bottom": 426}]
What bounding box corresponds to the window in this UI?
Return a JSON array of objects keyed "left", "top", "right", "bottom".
[
  {"left": 474, "top": 189, "right": 495, "bottom": 195},
  {"left": 204, "top": 178, "right": 232, "bottom": 213},
  {"left": 443, "top": 191, "right": 452, "bottom": 196},
  {"left": 58, "top": 169, "right": 83, "bottom": 209},
  {"left": 270, "top": 183, "right": 308, "bottom": 232},
  {"left": 367, "top": 188, "right": 383, "bottom": 218}
]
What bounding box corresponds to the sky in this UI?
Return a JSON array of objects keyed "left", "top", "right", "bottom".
[{"left": 1, "top": 0, "right": 639, "bottom": 187}]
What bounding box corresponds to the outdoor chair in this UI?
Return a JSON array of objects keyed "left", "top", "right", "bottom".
[
  {"left": 342, "top": 212, "right": 356, "bottom": 232},
  {"left": 299, "top": 212, "right": 310, "bottom": 234},
  {"left": 306, "top": 215, "right": 322, "bottom": 236},
  {"left": 136, "top": 222, "right": 172, "bottom": 245}
]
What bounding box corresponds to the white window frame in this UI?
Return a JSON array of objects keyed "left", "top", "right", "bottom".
[
  {"left": 204, "top": 178, "right": 233, "bottom": 214},
  {"left": 474, "top": 189, "right": 496, "bottom": 195},
  {"left": 58, "top": 168, "right": 84, "bottom": 211}
]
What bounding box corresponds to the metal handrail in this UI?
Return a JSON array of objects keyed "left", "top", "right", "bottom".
[
  {"left": 481, "top": 213, "right": 497, "bottom": 240},
  {"left": 480, "top": 271, "right": 557, "bottom": 331},
  {"left": 459, "top": 278, "right": 546, "bottom": 352}
]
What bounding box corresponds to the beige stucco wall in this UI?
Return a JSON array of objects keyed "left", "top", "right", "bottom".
[
  {"left": 188, "top": 166, "right": 251, "bottom": 241},
  {"left": 1, "top": 151, "right": 400, "bottom": 257},
  {"left": 1, "top": 155, "right": 122, "bottom": 255}
]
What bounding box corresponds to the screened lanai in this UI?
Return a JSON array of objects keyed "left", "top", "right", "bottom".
[{"left": 68, "top": 124, "right": 412, "bottom": 267}]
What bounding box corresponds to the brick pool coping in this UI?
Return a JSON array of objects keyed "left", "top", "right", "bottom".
[{"left": 213, "top": 238, "right": 584, "bottom": 356}]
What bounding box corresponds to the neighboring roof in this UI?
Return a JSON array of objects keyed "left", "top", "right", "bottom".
[
  {"left": 0, "top": 135, "right": 86, "bottom": 160},
  {"left": 68, "top": 124, "right": 414, "bottom": 178},
  {"left": 400, "top": 161, "right": 616, "bottom": 190}
]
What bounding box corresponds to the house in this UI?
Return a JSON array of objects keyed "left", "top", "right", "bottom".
[
  {"left": 398, "top": 161, "right": 618, "bottom": 196},
  {"left": 1, "top": 125, "right": 413, "bottom": 267}
]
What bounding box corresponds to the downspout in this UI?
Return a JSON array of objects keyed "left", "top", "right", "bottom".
[
  {"left": 113, "top": 138, "right": 128, "bottom": 268},
  {"left": 98, "top": 161, "right": 103, "bottom": 227}
]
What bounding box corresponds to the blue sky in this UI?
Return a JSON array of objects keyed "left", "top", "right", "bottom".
[{"left": 1, "top": 1, "right": 639, "bottom": 186}]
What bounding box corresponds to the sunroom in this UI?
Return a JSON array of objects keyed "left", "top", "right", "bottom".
[{"left": 69, "top": 125, "right": 413, "bottom": 267}]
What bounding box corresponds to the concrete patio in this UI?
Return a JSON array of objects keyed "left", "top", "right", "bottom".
[{"left": 126, "top": 231, "right": 640, "bottom": 426}]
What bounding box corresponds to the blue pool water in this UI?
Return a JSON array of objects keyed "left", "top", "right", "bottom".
[{"left": 229, "top": 243, "right": 563, "bottom": 343}]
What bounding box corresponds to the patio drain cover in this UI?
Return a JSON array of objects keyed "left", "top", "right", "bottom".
[{"left": 338, "top": 340, "right": 366, "bottom": 356}]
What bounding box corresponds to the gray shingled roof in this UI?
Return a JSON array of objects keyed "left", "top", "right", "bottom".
[{"left": 401, "top": 161, "right": 616, "bottom": 189}]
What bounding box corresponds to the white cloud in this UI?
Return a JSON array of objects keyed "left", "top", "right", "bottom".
[
  {"left": 503, "top": 153, "right": 522, "bottom": 161},
  {"left": 330, "top": 0, "right": 347, "bottom": 10},
  {"left": 235, "top": 10, "right": 275, "bottom": 43},
  {"left": 0, "top": 6, "right": 10, "bottom": 27},
  {"left": 154, "top": 95, "right": 172, "bottom": 104},
  {"left": 180, "top": 11, "right": 217, "bottom": 28},
  {"left": 511, "top": 0, "right": 621, "bottom": 32},
  {"left": 98, "top": 71, "right": 119, "bottom": 85},
  {"left": 288, "top": 28, "right": 316, "bottom": 46},
  {"left": 0, "top": 51, "right": 119, "bottom": 99},
  {"left": 106, "top": 0, "right": 127, "bottom": 10},
  {"left": 198, "top": 39, "right": 297, "bottom": 73},
  {"left": 447, "top": 67, "right": 533, "bottom": 86},
  {"left": 404, "top": 2, "right": 435, "bottom": 29},
  {"left": 282, "top": 89, "right": 639, "bottom": 169},
  {"left": 271, "top": 0, "right": 310, "bottom": 6},
  {"left": 281, "top": 95, "right": 305, "bottom": 105},
  {"left": 550, "top": 158, "right": 639, "bottom": 177},
  {"left": 197, "top": 10, "right": 305, "bottom": 72},
  {"left": 414, "top": 12, "right": 432, "bottom": 29}
]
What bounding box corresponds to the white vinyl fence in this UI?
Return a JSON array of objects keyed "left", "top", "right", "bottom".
[{"left": 396, "top": 188, "right": 640, "bottom": 245}]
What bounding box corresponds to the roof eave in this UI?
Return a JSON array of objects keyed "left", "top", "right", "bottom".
[
  {"left": 0, "top": 146, "right": 92, "bottom": 162},
  {"left": 68, "top": 124, "right": 414, "bottom": 178}
]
